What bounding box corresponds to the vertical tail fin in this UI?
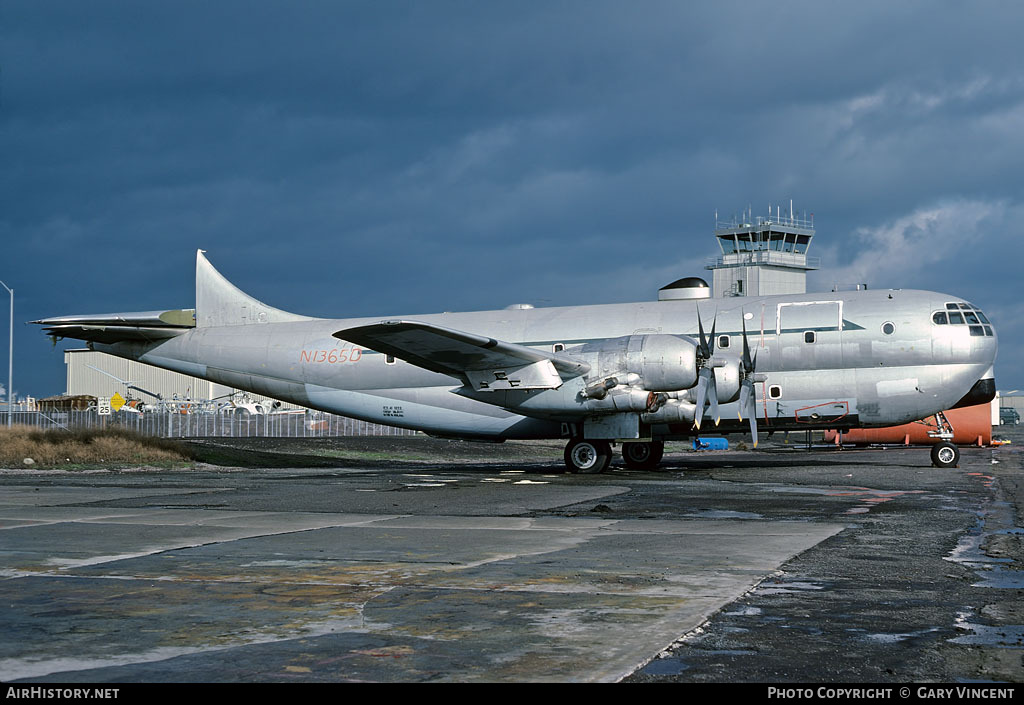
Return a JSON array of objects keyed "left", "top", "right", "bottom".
[{"left": 195, "top": 250, "right": 312, "bottom": 327}]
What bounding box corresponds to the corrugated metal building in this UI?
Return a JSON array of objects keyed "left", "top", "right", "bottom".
[
  {"left": 998, "top": 391, "right": 1024, "bottom": 420},
  {"left": 65, "top": 349, "right": 283, "bottom": 407}
]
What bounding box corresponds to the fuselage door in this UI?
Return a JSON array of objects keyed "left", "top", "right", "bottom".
[{"left": 776, "top": 301, "right": 843, "bottom": 370}]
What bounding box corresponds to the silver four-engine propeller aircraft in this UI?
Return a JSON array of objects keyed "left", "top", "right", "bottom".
[{"left": 34, "top": 251, "right": 997, "bottom": 472}]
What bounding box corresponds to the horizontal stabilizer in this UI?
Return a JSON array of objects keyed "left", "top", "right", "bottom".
[
  {"left": 32, "top": 310, "right": 195, "bottom": 344},
  {"left": 334, "top": 320, "right": 590, "bottom": 390}
]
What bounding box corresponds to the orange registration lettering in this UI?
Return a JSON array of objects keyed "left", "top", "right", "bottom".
[{"left": 299, "top": 347, "right": 363, "bottom": 365}]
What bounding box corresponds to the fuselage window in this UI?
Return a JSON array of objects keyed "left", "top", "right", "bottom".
[
  {"left": 769, "top": 385, "right": 782, "bottom": 399},
  {"left": 718, "top": 335, "right": 730, "bottom": 349},
  {"left": 882, "top": 322, "right": 895, "bottom": 335},
  {"left": 932, "top": 311, "right": 948, "bottom": 325},
  {"left": 385, "top": 354, "right": 396, "bottom": 365},
  {"left": 970, "top": 325, "right": 986, "bottom": 336},
  {"left": 552, "top": 343, "right": 565, "bottom": 353},
  {"left": 964, "top": 311, "right": 980, "bottom": 325},
  {"left": 949, "top": 311, "right": 964, "bottom": 324},
  {"left": 804, "top": 331, "right": 816, "bottom": 344}
]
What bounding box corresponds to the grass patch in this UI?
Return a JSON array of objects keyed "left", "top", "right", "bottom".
[{"left": 0, "top": 425, "right": 194, "bottom": 468}]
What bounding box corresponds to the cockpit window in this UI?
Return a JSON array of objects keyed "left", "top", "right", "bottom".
[{"left": 935, "top": 304, "right": 994, "bottom": 336}]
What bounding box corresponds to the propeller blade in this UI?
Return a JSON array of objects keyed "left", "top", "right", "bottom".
[
  {"left": 739, "top": 380, "right": 758, "bottom": 446},
  {"left": 708, "top": 371, "right": 720, "bottom": 426},
  {"left": 697, "top": 307, "right": 709, "bottom": 357},
  {"left": 694, "top": 369, "right": 709, "bottom": 429},
  {"left": 739, "top": 380, "right": 752, "bottom": 420},
  {"left": 741, "top": 315, "right": 752, "bottom": 372},
  {"left": 738, "top": 311, "right": 757, "bottom": 442}
]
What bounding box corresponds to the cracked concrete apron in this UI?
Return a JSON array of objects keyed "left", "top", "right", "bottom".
[{"left": 0, "top": 485, "right": 841, "bottom": 682}]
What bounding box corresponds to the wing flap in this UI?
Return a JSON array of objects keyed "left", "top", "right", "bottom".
[{"left": 334, "top": 320, "right": 589, "bottom": 390}]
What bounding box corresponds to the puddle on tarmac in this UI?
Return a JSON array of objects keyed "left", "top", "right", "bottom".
[
  {"left": 767, "top": 485, "right": 925, "bottom": 515},
  {"left": 952, "top": 610, "right": 1024, "bottom": 649},
  {"left": 863, "top": 627, "right": 941, "bottom": 644},
  {"left": 682, "top": 509, "right": 763, "bottom": 520},
  {"left": 945, "top": 502, "right": 1022, "bottom": 588},
  {"left": 756, "top": 579, "right": 828, "bottom": 596},
  {"left": 642, "top": 649, "right": 756, "bottom": 676},
  {"left": 943, "top": 478, "right": 1024, "bottom": 649}
]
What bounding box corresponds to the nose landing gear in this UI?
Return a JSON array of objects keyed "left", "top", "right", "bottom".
[{"left": 930, "top": 441, "right": 960, "bottom": 468}]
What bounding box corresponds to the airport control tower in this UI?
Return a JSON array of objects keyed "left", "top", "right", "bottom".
[{"left": 706, "top": 202, "right": 819, "bottom": 297}]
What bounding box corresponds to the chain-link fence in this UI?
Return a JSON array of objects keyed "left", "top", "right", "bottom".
[{"left": 4, "top": 410, "right": 417, "bottom": 439}]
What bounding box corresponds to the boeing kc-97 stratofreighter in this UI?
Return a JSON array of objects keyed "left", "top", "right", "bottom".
[{"left": 34, "top": 251, "right": 997, "bottom": 472}]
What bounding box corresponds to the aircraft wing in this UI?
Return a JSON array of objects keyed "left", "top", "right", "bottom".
[
  {"left": 32, "top": 310, "right": 195, "bottom": 345},
  {"left": 334, "top": 320, "right": 590, "bottom": 390}
]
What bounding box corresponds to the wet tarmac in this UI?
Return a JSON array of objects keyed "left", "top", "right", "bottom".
[{"left": 1, "top": 430, "right": 1022, "bottom": 683}]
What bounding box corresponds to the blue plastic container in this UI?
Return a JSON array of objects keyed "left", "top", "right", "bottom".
[{"left": 693, "top": 437, "right": 729, "bottom": 450}]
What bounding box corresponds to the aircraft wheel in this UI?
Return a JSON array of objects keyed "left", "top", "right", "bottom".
[
  {"left": 931, "top": 441, "right": 960, "bottom": 468},
  {"left": 621, "top": 441, "right": 665, "bottom": 470},
  {"left": 564, "top": 439, "right": 612, "bottom": 474}
]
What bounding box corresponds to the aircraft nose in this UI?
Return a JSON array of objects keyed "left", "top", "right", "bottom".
[{"left": 930, "top": 302, "right": 997, "bottom": 366}]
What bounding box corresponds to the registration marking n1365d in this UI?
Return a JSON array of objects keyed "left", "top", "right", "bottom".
[{"left": 299, "top": 348, "right": 363, "bottom": 364}]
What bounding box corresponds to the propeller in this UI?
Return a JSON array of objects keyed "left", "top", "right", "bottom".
[
  {"left": 737, "top": 314, "right": 759, "bottom": 447},
  {"left": 693, "top": 307, "right": 719, "bottom": 429}
]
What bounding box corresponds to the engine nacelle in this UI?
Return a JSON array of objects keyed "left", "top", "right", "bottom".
[
  {"left": 578, "top": 334, "right": 698, "bottom": 393},
  {"left": 641, "top": 398, "right": 696, "bottom": 424}
]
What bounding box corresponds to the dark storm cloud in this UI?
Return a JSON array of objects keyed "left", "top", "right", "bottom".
[{"left": 2, "top": 1, "right": 1023, "bottom": 396}]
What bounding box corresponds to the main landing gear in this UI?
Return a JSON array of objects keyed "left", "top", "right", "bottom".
[
  {"left": 562, "top": 439, "right": 666, "bottom": 473},
  {"left": 621, "top": 441, "right": 665, "bottom": 470},
  {"left": 563, "top": 438, "right": 613, "bottom": 474}
]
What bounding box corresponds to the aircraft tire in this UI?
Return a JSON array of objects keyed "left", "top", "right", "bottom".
[
  {"left": 564, "top": 439, "right": 612, "bottom": 474},
  {"left": 930, "top": 441, "right": 960, "bottom": 468},
  {"left": 621, "top": 441, "right": 665, "bottom": 470}
]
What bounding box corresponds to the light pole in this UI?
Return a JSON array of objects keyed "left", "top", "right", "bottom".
[{"left": 0, "top": 280, "right": 11, "bottom": 427}]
